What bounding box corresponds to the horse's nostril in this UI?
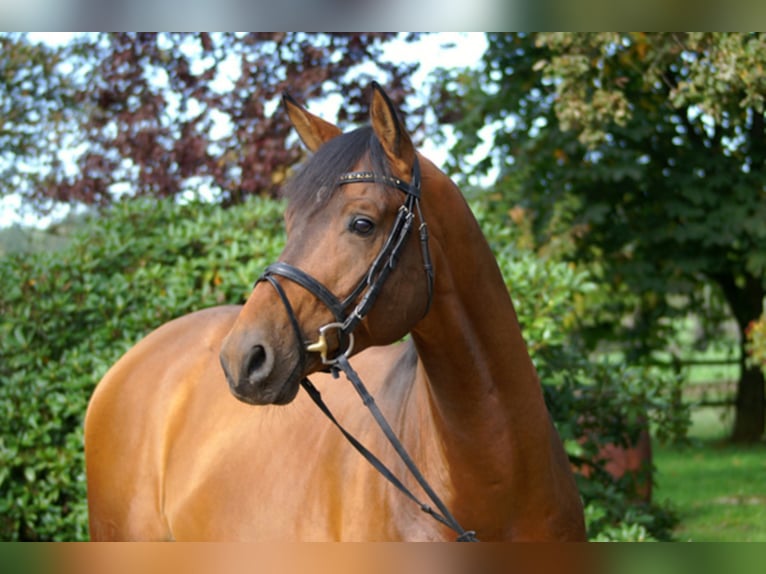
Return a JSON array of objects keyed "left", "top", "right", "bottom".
[{"left": 245, "top": 345, "right": 268, "bottom": 378}]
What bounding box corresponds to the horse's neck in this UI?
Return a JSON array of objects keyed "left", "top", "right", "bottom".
[
  {"left": 411, "top": 207, "right": 546, "bottom": 461},
  {"left": 410, "top": 177, "right": 557, "bottom": 536}
]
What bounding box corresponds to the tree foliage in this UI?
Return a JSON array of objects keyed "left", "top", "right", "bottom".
[
  {"left": 747, "top": 313, "right": 766, "bottom": 371},
  {"left": 0, "top": 33, "right": 420, "bottom": 211},
  {"left": 0, "top": 34, "right": 89, "bottom": 213},
  {"left": 435, "top": 33, "right": 766, "bottom": 442}
]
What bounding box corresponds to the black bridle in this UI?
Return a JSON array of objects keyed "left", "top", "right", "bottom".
[
  {"left": 259, "top": 158, "right": 432, "bottom": 367},
  {"left": 256, "top": 157, "right": 478, "bottom": 542}
]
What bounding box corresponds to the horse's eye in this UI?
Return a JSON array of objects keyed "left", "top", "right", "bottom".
[{"left": 350, "top": 217, "right": 375, "bottom": 236}]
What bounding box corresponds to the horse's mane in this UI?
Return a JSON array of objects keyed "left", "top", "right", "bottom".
[{"left": 281, "top": 126, "right": 394, "bottom": 215}]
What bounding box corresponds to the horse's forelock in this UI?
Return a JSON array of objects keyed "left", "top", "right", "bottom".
[{"left": 281, "top": 126, "right": 393, "bottom": 215}]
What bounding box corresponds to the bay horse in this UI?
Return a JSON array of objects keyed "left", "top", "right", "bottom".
[{"left": 84, "top": 83, "right": 586, "bottom": 541}]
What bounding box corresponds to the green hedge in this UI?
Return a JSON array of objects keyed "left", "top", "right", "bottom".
[
  {"left": 0, "top": 197, "right": 284, "bottom": 540},
  {"left": 0, "top": 195, "right": 686, "bottom": 540}
]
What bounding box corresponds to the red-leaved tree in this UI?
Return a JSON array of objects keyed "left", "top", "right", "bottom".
[{"left": 2, "top": 33, "right": 421, "bottom": 210}]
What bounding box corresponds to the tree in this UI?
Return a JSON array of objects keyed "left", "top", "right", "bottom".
[
  {"left": 434, "top": 33, "right": 766, "bottom": 442},
  {"left": 0, "top": 33, "right": 420, "bottom": 211},
  {"left": 0, "top": 34, "right": 90, "bottom": 214}
]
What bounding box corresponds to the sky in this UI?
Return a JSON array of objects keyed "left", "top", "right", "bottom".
[
  {"left": 1, "top": 1, "right": 513, "bottom": 31},
  {"left": 0, "top": 33, "right": 488, "bottom": 229}
]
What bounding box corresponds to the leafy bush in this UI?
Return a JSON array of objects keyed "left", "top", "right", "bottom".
[
  {"left": 0, "top": 196, "right": 284, "bottom": 540},
  {"left": 1, "top": 193, "right": 687, "bottom": 541}
]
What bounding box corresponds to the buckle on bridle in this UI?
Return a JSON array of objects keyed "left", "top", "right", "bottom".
[{"left": 306, "top": 322, "right": 355, "bottom": 365}]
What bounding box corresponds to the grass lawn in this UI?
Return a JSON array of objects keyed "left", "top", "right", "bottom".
[{"left": 653, "top": 407, "right": 766, "bottom": 541}]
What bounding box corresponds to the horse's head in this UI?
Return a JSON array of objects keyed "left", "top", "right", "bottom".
[{"left": 220, "top": 83, "right": 433, "bottom": 405}]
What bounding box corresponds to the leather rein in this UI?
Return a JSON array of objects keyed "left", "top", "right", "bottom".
[{"left": 256, "top": 157, "right": 478, "bottom": 542}]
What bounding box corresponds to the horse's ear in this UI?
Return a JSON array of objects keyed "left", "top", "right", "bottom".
[
  {"left": 369, "top": 82, "right": 415, "bottom": 175},
  {"left": 283, "top": 92, "right": 342, "bottom": 153}
]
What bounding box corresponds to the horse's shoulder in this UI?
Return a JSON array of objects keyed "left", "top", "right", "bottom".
[
  {"left": 87, "top": 306, "right": 241, "bottom": 422},
  {"left": 125, "top": 305, "right": 242, "bottom": 357},
  {"left": 153, "top": 305, "right": 243, "bottom": 336}
]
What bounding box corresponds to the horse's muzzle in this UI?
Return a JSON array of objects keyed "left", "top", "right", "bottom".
[{"left": 219, "top": 331, "right": 299, "bottom": 406}]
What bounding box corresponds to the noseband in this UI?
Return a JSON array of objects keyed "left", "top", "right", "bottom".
[
  {"left": 255, "top": 157, "right": 477, "bottom": 542},
  {"left": 257, "top": 157, "right": 433, "bottom": 368}
]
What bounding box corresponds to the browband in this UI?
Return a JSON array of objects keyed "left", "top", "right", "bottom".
[{"left": 338, "top": 159, "right": 421, "bottom": 198}]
